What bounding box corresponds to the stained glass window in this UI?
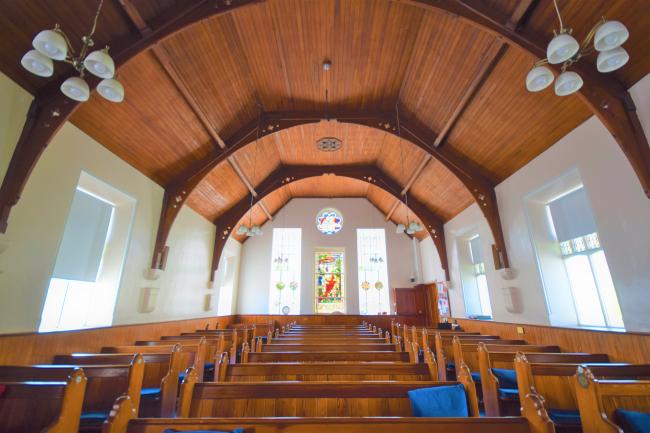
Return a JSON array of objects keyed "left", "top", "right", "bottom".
[
  {"left": 314, "top": 249, "right": 345, "bottom": 314},
  {"left": 316, "top": 208, "right": 343, "bottom": 235}
]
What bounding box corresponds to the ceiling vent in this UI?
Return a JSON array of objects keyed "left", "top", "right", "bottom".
[{"left": 316, "top": 137, "right": 342, "bottom": 152}]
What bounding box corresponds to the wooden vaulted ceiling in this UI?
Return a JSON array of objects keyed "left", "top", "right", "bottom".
[{"left": 1, "top": 0, "right": 649, "bottom": 238}]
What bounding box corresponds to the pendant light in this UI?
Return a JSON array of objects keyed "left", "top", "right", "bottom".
[
  {"left": 21, "top": 0, "right": 124, "bottom": 103},
  {"left": 395, "top": 104, "right": 423, "bottom": 238},
  {"left": 238, "top": 111, "right": 263, "bottom": 237},
  {"left": 525, "top": 0, "right": 630, "bottom": 96}
]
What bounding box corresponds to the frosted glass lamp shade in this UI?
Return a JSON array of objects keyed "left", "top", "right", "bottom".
[
  {"left": 21, "top": 49, "right": 53, "bottom": 77},
  {"left": 236, "top": 225, "right": 249, "bottom": 235},
  {"left": 554, "top": 71, "right": 583, "bottom": 96},
  {"left": 547, "top": 33, "right": 579, "bottom": 64},
  {"left": 597, "top": 46, "right": 629, "bottom": 73},
  {"left": 60, "top": 76, "right": 90, "bottom": 102},
  {"left": 85, "top": 49, "right": 115, "bottom": 79},
  {"left": 395, "top": 224, "right": 406, "bottom": 234},
  {"left": 408, "top": 221, "right": 422, "bottom": 232},
  {"left": 33, "top": 29, "right": 67, "bottom": 60},
  {"left": 98, "top": 78, "right": 124, "bottom": 102},
  {"left": 251, "top": 225, "right": 262, "bottom": 236},
  {"left": 526, "top": 65, "right": 554, "bottom": 92},
  {"left": 594, "top": 20, "right": 629, "bottom": 52}
]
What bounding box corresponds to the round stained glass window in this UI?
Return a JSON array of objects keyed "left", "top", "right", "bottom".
[{"left": 316, "top": 208, "right": 343, "bottom": 235}]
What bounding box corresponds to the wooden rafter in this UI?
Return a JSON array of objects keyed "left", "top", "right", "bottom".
[{"left": 210, "top": 164, "right": 449, "bottom": 281}]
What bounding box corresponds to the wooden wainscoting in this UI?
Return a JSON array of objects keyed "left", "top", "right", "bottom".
[
  {"left": 234, "top": 315, "right": 425, "bottom": 330},
  {"left": 0, "top": 316, "right": 234, "bottom": 364},
  {"left": 454, "top": 318, "right": 650, "bottom": 363}
]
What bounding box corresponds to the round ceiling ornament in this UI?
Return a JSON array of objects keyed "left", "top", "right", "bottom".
[{"left": 316, "top": 137, "right": 342, "bottom": 152}]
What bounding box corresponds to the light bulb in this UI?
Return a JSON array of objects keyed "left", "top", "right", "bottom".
[
  {"left": 21, "top": 49, "right": 53, "bottom": 77},
  {"left": 60, "top": 76, "right": 90, "bottom": 102},
  {"left": 554, "top": 71, "right": 583, "bottom": 96}
]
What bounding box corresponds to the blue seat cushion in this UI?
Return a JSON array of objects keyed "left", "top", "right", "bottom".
[
  {"left": 492, "top": 368, "right": 518, "bottom": 389},
  {"left": 471, "top": 371, "right": 481, "bottom": 383},
  {"left": 141, "top": 387, "right": 161, "bottom": 398},
  {"left": 204, "top": 362, "right": 215, "bottom": 370},
  {"left": 616, "top": 409, "right": 650, "bottom": 433},
  {"left": 80, "top": 411, "right": 110, "bottom": 423},
  {"left": 408, "top": 384, "right": 469, "bottom": 417},
  {"left": 548, "top": 409, "right": 581, "bottom": 425},
  {"left": 446, "top": 362, "right": 455, "bottom": 370},
  {"left": 497, "top": 388, "right": 519, "bottom": 400},
  {"left": 179, "top": 371, "right": 187, "bottom": 382},
  {"left": 164, "top": 429, "right": 243, "bottom": 433}
]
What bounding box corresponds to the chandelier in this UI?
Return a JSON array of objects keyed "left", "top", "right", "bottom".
[
  {"left": 20, "top": 0, "right": 124, "bottom": 103},
  {"left": 395, "top": 103, "right": 423, "bottom": 237},
  {"left": 525, "top": 0, "right": 630, "bottom": 96},
  {"left": 238, "top": 111, "right": 263, "bottom": 237}
]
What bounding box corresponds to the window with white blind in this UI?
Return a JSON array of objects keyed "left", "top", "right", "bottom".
[
  {"left": 269, "top": 228, "right": 301, "bottom": 315},
  {"left": 467, "top": 235, "right": 493, "bottom": 318},
  {"left": 39, "top": 173, "right": 135, "bottom": 332},
  {"left": 357, "top": 228, "right": 390, "bottom": 315},
  {"left": 547, "top": 188, "right": 624, "bottom": 329}
]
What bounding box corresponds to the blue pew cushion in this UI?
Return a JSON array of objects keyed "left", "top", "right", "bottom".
[
  {"left": 80, "top": 411, "right": 110, "bottom": 423},
  {"left": 471, "top": 371, "right": 481, "bottom": 383},
  {"left": 408, "top": 384, "right": 469, "bottom": 417},
  {"left": 204, "top": 363, "right": 215, "bottom": 370},
  {"left": 446, "top": 362, "right": 455, "bottom": 370},
  {"left": 141, "top": 387, "right": 161, "bottom": 398},
  {"left": 492, "top": 368, "right": 518, "bottom": 389},
  {"left": 164, "top": 429, "right": 243, "bottom": 433},
  {"left": 548, "top": 409, "right": 581, "bottom": 425},
  {"left": 497, "top": 388, "right": 519, "bottom": 400},
  {"left": 616, "top": 409, "right": 650, "bottom": 433}
]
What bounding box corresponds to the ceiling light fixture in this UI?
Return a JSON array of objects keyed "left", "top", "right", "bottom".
[
  {"left": 395, "top": 104, "right": 423, "bottom": 238},
  {"left": 20, "top": 0, "right": 124, "bottom": 103},
  {"left": 525, "top": 0, "right": 630, "bottom": 96},
  {"left": 238, "top": 110, "right": 263, "bottom": 238}
]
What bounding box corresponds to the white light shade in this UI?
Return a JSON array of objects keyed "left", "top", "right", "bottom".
[
  {"left": 21, "top": 49, "right": 53, "bottom": 77},
  {"left": 98, "top": 78, "right": 124, "bottom": 102},
  {"left": 60, "top": 76, "right": 90, "bottom": 102},
  {"left": 395, "top": 224, "right": 406, "bottom": 234},
  {"left": 554, "top": 71, "right": 583, "bottom": 96},
  {"left": 32, "top": 29, "right": 67, "bottom": 60},
  {"left": 236, "top": 225, "right": 249, "bottom": 235},
  {"left": 526, "top": 65, "right": 554, "bottom": 92},
  {"left": 546, "top": 33, "right": 579, "bottom": 64},
  {"left": 594, "top": 20, "right": 629, "bottom": 52},
  {"left": 251, "top": 225, "right": 262, "bottom": 236},
  {"left": 597, "top": 46, "right": 629, "bottom": 73},
  {"left": 84, "top": 49, "right": 115, "bottom": 79},
  {"left": 408, "top": 221, "right": 422, "bottom": 232}
]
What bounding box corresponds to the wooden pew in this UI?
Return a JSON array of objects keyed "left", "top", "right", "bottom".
[
  {"left": 53, "top": 351, "right": 181, "bottom": 417},
  {"left": 0, "top": 368, "right": 86, "bottom": 433},
  {"left": 574, "top": 365, "right": 650, "bottom": 433},
  {"left": 452, "top": 338, "right": 559, "bottom": 381},
  {"left": 0, "top": 357, "right": 144, "bottom": 430},
  {"left": 115, "top": 416, "right": 532, "bottom": 433},
  {"left": 134, "top": 338, "right": 220, "bottom": 379},
  {"left": 244, "top": 350, "right": 410, "bottom": 363},
  {"left": 477, "top": 348, "right": 610, "bottom": 416},
  {"left": 515, "top": 354, "right": 650, "bottom": 433},
  {"left": 260, "top": 343, "right": 396, "bottom": 352},
  {"left": 435, "top": 334, "right": 512, "bottom": 380},
  {"left": 177, "top": 373, "right": 480, "bottom": 418}
]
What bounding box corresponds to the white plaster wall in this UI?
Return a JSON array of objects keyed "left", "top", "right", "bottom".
[
  {"left": 236, "top": 198, "right": 421, "bottom": 315},
  {"left": 419, "top": 237, "right": 446, "bottom": 284},
  {"left": 0, "top": 71, "right": 32, "bottom": 182},
  {"left": 445, "top": 74, "right": 650, "bottom": 331},
  {"left": 0, "top": 75, "right": 230, "bottom": 333}
]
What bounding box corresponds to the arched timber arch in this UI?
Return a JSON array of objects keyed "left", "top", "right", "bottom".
[
  {"left": 151, "top": 112, "right": 509, "bottom": 272},
  {"left": 209, "top": 164, "right": 449, "bottom": 281},
  {"left": 0, "top": 0, "right": 647, "bottom": 269}
]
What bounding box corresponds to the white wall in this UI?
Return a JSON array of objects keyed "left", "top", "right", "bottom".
[
  {"left": 445, "top": 74, "right": 650, "bottom": 332},
  {"left": 237, "top": 198, "right": 423, "bottom": 314},
  {"left": 0, "top": 73, "right": 235, "bottom": 334},
  {"left": 0, "top": 71, "right": 32, "bottom": 182},
  {"left": 419, "top": 237, "right": 446, "bottom": 284}
]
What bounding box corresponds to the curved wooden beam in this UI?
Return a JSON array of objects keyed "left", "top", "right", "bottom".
[
  {"left": 0, "top": 0, "right": 263, "bottom": 233},
  {"left": 151, "top": 111, "right": 509, "bottom": 271},
  {"left": 209, "top": 164, "right": 449, "bottom": 281}
]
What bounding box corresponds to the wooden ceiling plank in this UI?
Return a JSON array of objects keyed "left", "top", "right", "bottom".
[
  {"left": 385, "top": 153, "right": 432, "bottom": 221},
  {"left": 384, "top": 199, "right": 401, "bottom": 222}
]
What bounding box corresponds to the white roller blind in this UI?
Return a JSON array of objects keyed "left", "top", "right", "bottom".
[
  {"left": 469, "top": 236, "right": 483, "bottom": 264},
  {"left": 548, "top": 188, "right": 597, "bottom": 242},
  {"left": 52, "top": 189, "right": 113, "bottom": 282}
]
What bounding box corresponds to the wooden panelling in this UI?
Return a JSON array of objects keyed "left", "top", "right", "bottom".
[
  {"left": 287, "top": 176, "right": 369, "bottom": 198},
  {"left": 398, "top": 11, "right": 497, "bottom": 133},
  {"left": 454, "top": 318, "right": 650, "bottom": 364},
  {"left": 375, "top": 134, "right": 427, "bottom": 190},
  {"left": 446, "top": 47, "right": 592, "bottom": 182},
  {"left": 187, "top": 161, "right": 250, "bottom": 221},
  {"left": 236, "top": 314, "right": 427, "bottom": 330},
  {"left": 232, "top": 136, "right": 282, "bottom": 186},
  {"left": 409, "top": 158, "right": 474, "bottom": 221},
  {"left": 70, "top": 52, "right": 213, "bottom": 185},
  {"left": 0, "top": 316, "right": 234, "bottom": 365}
]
